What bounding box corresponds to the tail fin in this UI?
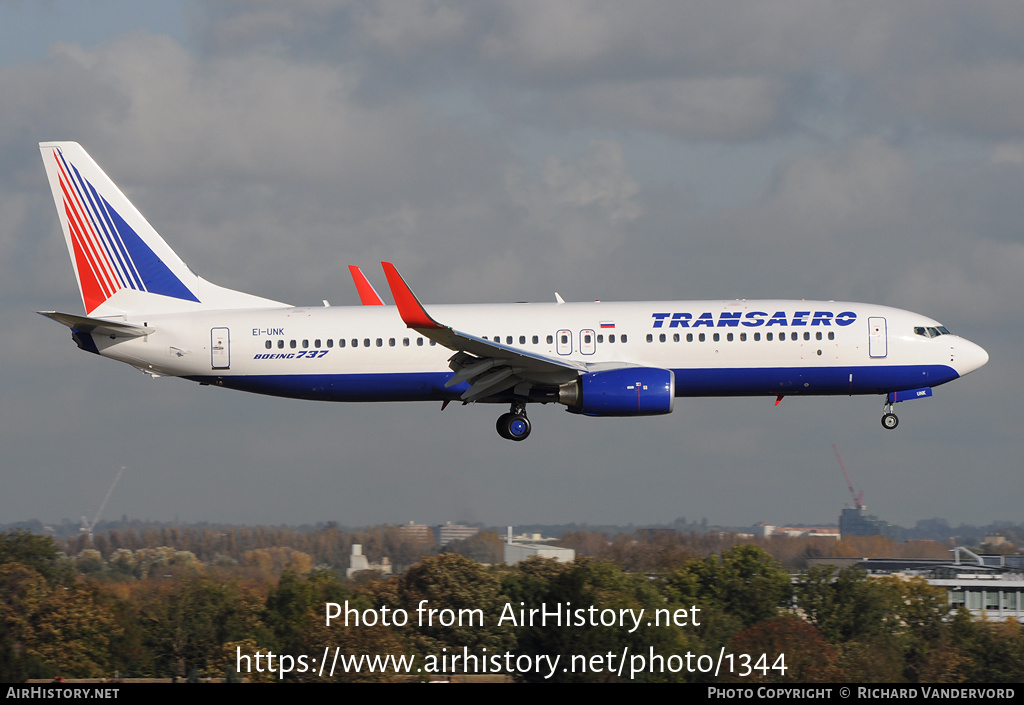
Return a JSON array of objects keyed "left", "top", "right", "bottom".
[{"left": 39, "top": 142, "right": 287, "bottom": 316}]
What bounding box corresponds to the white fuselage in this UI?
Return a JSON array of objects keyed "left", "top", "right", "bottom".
[{"left": 87, "top": 298, "right": 988, "bottom": 404}]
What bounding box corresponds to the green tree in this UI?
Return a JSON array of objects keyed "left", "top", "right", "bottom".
[
  {"left": 0, "top": 530, "right": 69, "bottom": 585},
  {"left": 139, "top": 576, "right": 258, "bottom": 678},
  {"left": 387, "top": 553, "right": 513, "bottom": 657},
  {"left": 504, "top": 557, "right": 692, "bottom": 683},
  {"left": 726, "top": 615, "right": 843, "bottom": 682},
  {"left": 665, "top": 544, "right": 791, "bottom": 628}
]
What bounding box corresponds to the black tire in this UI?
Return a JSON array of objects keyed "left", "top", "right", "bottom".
[
  {"left": 881, "top": 413, "right": 899, "bottom": 430},
  {"left": 496, "top": 413, "right": 512, "bottom": 439}
]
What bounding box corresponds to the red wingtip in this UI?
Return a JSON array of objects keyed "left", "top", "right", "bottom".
[
  {"left": 381, "top": 262, "right": 441, "bottom": 329},
  {"left": 348, "top": 265, "right": 385, "bottom": 305}
]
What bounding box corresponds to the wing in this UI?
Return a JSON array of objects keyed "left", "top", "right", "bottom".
[{"left": 381, "top": 262, "right": 586, "bottom": 402}]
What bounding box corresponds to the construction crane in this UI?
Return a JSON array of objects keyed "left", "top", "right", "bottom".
[
  {"left": 832, "top": 444, "right": 863, "bottom": 510},
  {"left": 80, "top": 466, "right": 125, "bottom": 542}
]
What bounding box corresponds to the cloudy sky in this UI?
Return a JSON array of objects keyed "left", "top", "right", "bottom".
[{"left": 3, "top": 1, "right": 1021, "bottom": 531}]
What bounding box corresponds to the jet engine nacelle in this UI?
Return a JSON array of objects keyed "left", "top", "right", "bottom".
[{"left": 560, "top": 367, "right": 675, "bottom": 416}]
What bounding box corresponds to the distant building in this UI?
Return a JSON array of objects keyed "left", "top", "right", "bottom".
[
  {"left": 504, "top": 542, "right": 575, "bottom": 565},
  {"left": 839, "top": 507, "right": 896, "bottom": 539},
  {"left": 435, "top": 522, "right": 479, "bottom": 546},
  {"left": 346, "top": 544, "right": 392, "bottom": 579},
  {"left": 398, "top": 522, "right": 433, "bottom": 543},
  {"left": 775, "top": 526, "right": 840, "bottom": 539},
  {"left": 984, "top": 532, "right": 1007, "bottom": 547},
  {"left": 750, "top": 523, "right": 775, "bottom": 537},
  {"left": 808, "top": 548, "right": 1024, "bottom": 622},
  {"left": 502, "top": 526, "right": 575, "bottom": 565}
]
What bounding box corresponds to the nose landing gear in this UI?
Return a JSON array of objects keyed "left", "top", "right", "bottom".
[
  {"left": 496, "top": 402, "right": 531, "bottom": 441},
  {"left": 881, "top": 400, "right": 899, "bottom": 430}
]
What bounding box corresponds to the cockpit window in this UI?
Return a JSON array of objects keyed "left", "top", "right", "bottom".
[{"left": 915, "top": 326, "right": 952, "bottom": 338}]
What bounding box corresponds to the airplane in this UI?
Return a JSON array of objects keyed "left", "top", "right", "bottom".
[{"left": 37, "top": 142, "right": 989, "bottom": 441}]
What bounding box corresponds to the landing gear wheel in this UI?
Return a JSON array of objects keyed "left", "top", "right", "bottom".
[
  {"left": 881, "top": 413, "right": 899, "bottom": 430},
  {"left": 496, "top": 405, "right": 531, "bottom": 441},
  {"left": 496, "top": 413, "right": 512, "bottom": 439}
]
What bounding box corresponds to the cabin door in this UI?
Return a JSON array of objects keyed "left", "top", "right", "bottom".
[
  {"left": 868, "top": 317, "right": 887, "bottom": 358},
  {"left": 211, "top": 327, "right": 231, "bottom": 369}
]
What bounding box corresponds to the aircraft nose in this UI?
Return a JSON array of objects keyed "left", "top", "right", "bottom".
[{"left": 954, "top": 339, "right": 989, "bottom": 376}]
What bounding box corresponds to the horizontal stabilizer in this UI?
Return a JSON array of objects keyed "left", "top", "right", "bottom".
[{"left": 38, "top": 311, "right": 153, "bottom": 339}]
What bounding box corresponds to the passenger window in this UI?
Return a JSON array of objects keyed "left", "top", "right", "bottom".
[
  {"left": 339, "top": 339, "right": 346, "bottom": 348},
  {"left": 609, "top": 334, "right": 616, "bottom": 343},
  {"left": 598, "top": 334, "right": 604, "bottom": 343},
  {"left": 507, "top": 336, "right": 513, "bottom": 344},
  {"left": 290, "top": 340, "right": 297, "bottom": 349},
  {"left": 803, "top": 332, "right": 810, "bottom": 341},
  {"left": 389, "top": 338, "right": 396, "bottom": 347},
  {"left": 417, "top": 338, "right": 424, "bottom": 346},
  {"left": 547, "top": 335, "right": 554, "bottom": 344},
  {"left": 727, "top": 333, "right": 734, "bottom": 342},
  {"left": 278, "top": 340, "right": 284, "bottom": 349},
  {"left": 828, "top": 332, "right": 835, "bottom": 340},
  {"left": 647, "top": 334, "right": 653, "bottom": 343},
  {"left": 621, "top": 334, "right": 628, "bottom": 343},
  {"left": 314, "top": 339, "right": 321, "bottom": 348},
  {"left": 766, "top": 333, "right": 773, "bottom": 341},
  {"left": 364, "top": 338, "right": 370, "bottom": 347},
  {"left": 520, "top": 335, "right": 526, "bottom": 344},
  {"left": 816, "top": 332, "right": 822, "bottom": 341},
  {"left": 673, "top": 333, "right": 679, "bottom": 342},
  {"left": 327, "top": 339, "right": 334, "bottom": 348},
  {"left": 740, "top": 333, "right": 746, "bottom": 341},
  {"left": 403, "top": 338, "right": 410, "bottom": 347},
  {"left": 658, "top": 334, "right": 665, "bottom": 342},
  {"left": 376, "top": 338, "right": 383, "bottom": 347},
  {"left": 532, "top": 336, "right": 539, "bottom": 344},
  {"left": 430, "top": 340, "right": 437, "bottom": 346},
  {"left": 686, "top": 333, "right": 693, "bottom": 342},
  {"left": 699, "top": 333, "right": 706, "bottom": 342},
  {"left": 754, "top": 332, "right": 761, "bottom": 341},
  {"left": 713, "top": 333, "right": 720, "bottom": 342},
  {"left": 302, "top": 339, "right": 309, "bottom": 348},
  {"left": 265, "top": 340, "right": 272, "bottom": 349}
]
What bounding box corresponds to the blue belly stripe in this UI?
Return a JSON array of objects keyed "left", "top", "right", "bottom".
[{"left": 184, "top": 364, "right": 959, "bottom": 401}]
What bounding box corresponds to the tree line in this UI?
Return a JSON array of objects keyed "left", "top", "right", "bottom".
[{"left": 1, "top": 529, "right": 1021, "bottom": 682}]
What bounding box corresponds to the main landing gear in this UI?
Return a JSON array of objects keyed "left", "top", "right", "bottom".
[
  {"left": 881, "top": 400, "right": 899, "bottom": 430},
  {"left": 496, "top": 402, "right": 531, "bottom": 441}
]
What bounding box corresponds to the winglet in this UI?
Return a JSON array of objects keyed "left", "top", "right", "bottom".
[
  {"left": 381, "top": 262, "right": 444, "bottom": 330},
  {"left": 348, "top": 265, "right": 385, "bottom": 305}
]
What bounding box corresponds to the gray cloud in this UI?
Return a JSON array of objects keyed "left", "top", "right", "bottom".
[{"left": 1, "top": 1, "right": 1020, "bottom": 529}]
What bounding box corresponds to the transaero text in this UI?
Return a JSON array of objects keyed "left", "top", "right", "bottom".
[{"left": 651, "top": 311, "right": 857, "bottom": 328}]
